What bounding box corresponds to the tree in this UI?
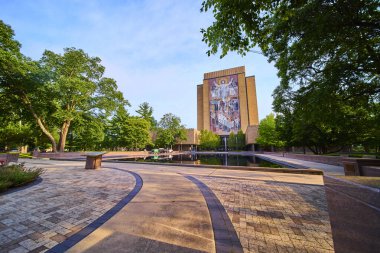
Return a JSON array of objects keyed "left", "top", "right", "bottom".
[
  {"left": 38, "top": 48, "right": 127, "bottom": 152},
  {"left": 1, "top": 20, "right": 128, "bottom": 152},
  {"left": 227, "top": 132, "right": 236, "bottom": 150},
  {"left": 118, "top": 117, "right": 151, "bottom": 149},
  {"left": 67, "top": 115, "right": 106, "bottom": 151},
  {"left": 103, "top": 107, "right": 151, "bottom": 150},
  {"left": 0, "top": 20, "right": 43, "bottom": 150},
  {"left": 0, "top": 22, "right": 128, "bottom": 152},
  {"left": 236, "top": 130, "right": 246, "bottom": 150},
  {"left": 0, "top": 121, "right": 34, "bottom": 150},
  {"left": 199, "top": 130, "right": 220, "bottom": 150},
  {"left": 201, "top": 1, "right": 379, "bottom": 94},
  {"left": 274, "top": 83, "right": 379, "bottom": 154},
  {"left": 155, "top": 113, "right": 187, "bottom": 148},
  {"left": 201, "top": 1, "right": 380, "bottom": 153},
  {"left": 136, "top": 102, "right": 157, "bottom": 129},
  {"left": 1, "top": 20, "right": 56, "bottom": 150},
  {"left": 228, "top": 130, "right": 245, "bottom": 150},
  {"left": 0, "top": 20, "right": 25, "bottom": 83},
  {"left": 256, "top": 114, "right": 284, "bottom": 151}
]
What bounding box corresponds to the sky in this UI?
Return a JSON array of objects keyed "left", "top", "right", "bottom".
[{"left": 0, "top": 0, "right": 280, "bottom": 128}]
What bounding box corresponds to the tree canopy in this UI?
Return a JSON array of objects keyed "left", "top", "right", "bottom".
[
  {"left": 136, "top": 102, "right": 157, "bottom": 129},
  {"left": 199, "top": 130, "right": 220, "bottom": 150},
  {"left": 202, "top": 0, "right": 380, "bottom": 153},
  {"left": 228, "top": 130, "right": 245, "bottom": 150},
  {"left": 0, "top": 20, "right": 128, "bottom": 152},
  {"left": 155, "top": 113, "right": 187, "bottom": 148},
  {"left": 106, "top": 107, "right": 151, "bottom": 150},
  {"left": 256, "top": 113, "right": 284, "bottom": 150}
]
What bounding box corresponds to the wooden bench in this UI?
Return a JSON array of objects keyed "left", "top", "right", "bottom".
[
  {"left": 0, "top": 152, "right": 20, "bottom": 166},
  {"left": 83, "top": 152, "right": 107, "bottom": 170}
]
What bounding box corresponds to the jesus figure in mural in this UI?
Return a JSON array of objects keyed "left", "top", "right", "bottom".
[{"left": 213, "top": 78, "right": 233, "bottom": 101}]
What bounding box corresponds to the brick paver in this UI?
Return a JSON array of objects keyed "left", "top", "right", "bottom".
[
  {"left": 0, "top": 163, "right": 135, "bottom": 253},
  {"left": 196, "top": 176, "right": 334, "bottom": 253}
]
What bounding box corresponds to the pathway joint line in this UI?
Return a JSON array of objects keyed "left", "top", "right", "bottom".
[
  {"left": 183, "top": 175, "right": 244, "bottom": 253},
  {"left": 46, "top": 168, "right": 143, "bottom": 253}
]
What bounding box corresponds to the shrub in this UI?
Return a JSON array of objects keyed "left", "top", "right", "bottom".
[{"left": 0, "top": 163, "right": 43, "bottom": 192}]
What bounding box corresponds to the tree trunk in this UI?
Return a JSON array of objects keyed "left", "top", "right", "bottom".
[
  {"left": 58, "top": 120, "right": 71, "bottom": 152},
  {"left": 36, "top": 117, "right": 58, "bottom": 153},
  {"left": 21, "top": 93, "right": 57, "bottom": 152}
]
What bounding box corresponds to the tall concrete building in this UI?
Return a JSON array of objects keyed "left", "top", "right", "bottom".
[{"left": 197, "top": 66, "right": 259, "bottom": 141}]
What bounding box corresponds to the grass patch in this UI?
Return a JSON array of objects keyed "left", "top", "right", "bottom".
[
  {"left": 19, "top": 153, "right": 33, "bottom": 159},
  {"left": 0, "top": 164, "right": 43, "bottom": 192}
]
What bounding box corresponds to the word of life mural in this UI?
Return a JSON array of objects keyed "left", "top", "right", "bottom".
[{"left": 209, "top": 74, "right": 241, "bottom": 135}]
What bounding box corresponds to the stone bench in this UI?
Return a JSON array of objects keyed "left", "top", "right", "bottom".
[
  {"left": 0, "top": 152, "right": 20, "bottom": 166},
  {"left": 83, "top": 152, "right": 107, "bottom": 170},
  {"left": 342, "top": 158, "right": 380, "bottom": 177}
]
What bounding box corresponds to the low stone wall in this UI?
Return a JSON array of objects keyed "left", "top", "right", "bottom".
[
  {"left": 264, "top": 152, "right": 343, "bottom": 166},
  {"left": 33, "top": 151, "right": 85, "bottom": 159},
  {"left": 324, "top": 176, "right": 380, "bottom": 253},
  {"left": 33, "top": 151, "right": 162, "bottom": 160},
  {"left": 362, "top": 166, "right": 380, "bottom": 177},
  {"left": 342, "top": 158, "right": 380, "bottom": 176}
]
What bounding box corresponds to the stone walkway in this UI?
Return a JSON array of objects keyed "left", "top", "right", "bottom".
[
  {"left": 68, "top": 168, "right": 215, "bottom": 253},
  {"left": 0, "top": 161, "right": 135, "bottom": 253},
  {"left": 196, "top": 176, "right": 334, "bottom": 253},
  {"left": 0, "top": 160, "right": 335, "bottom": 253}
]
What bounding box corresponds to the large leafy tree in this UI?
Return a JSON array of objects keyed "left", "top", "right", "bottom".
[
  {"left": 236, "top": 130, "right": 246, "bottom": 150},
  {"left": 256, "top": 114, "right": 284, "bottom": 151},
  {"left": 1, "top": 20, "right": 54, "bottom": 148},
  {"left": 201, "top": 0, "right": 380, "bottom": 153},
  {"left": 0, "top": 20, "right": 128, "bottom": 152},
  {"left": 67, "top": 114, "right": 106, "bottom": 151},
  {"left": 117, "top": 117, "right": 151, "bottom": 149},
  {"left": 199, "top": 130, "right": 220, "bottom": 150},
  {"left": 39, "top": 48, "right": 127, "bottom": 152},
  {"left": 227, "top": 131, "right": 245, "bottom": 150},
  {"left": 155, "top": 113, "right": 187, "bottom": 148},
  {"left": 104, "top": 107, "right": 151, "bottom": 150},
  {"left": 0, "top": 20, "right": 42, "bottom": 150},
  {"left": 0, "top": 121, "right": 34, "bottom": 150},
  {"left": 136, "top": 102, "right": 157, "bottom": 129}
]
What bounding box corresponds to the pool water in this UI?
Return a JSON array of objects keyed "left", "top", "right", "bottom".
[{"left": 115, "top": 154, "right": 283, "bottom": 168}]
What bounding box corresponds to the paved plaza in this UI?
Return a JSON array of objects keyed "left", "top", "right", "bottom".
[
  {"left": 0, "top": 161, "right": 136, "bottom": 253},
  {"left": 0, "top": 159, "right": 334, "bottom": 253},
  {"left": 198, "top": 176, "right": 333, "bottom": 252}
]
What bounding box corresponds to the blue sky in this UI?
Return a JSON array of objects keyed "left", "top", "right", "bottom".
[{"left": 0, "top": 0, "right": 279, "bottom": 128}]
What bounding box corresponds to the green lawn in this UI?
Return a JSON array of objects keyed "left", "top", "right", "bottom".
[{"left": 0, "top": 164, "right": 43, "bottom": 192}]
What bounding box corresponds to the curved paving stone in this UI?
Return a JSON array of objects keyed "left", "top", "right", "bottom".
[
  {"left": 0, "top": 162, "right": 136, "bottom": 253},
  {"left": 68, "top": 167, "right": 215, "bottom": 253},
  {"left": 47, "top": 169, "right": 143, "bottom": 253},
  {"left": 195, "top": 176, "right": 334, "bottom": 253},
  {"left": 184, "top": 175, "right": 243, "bottom": 253}
]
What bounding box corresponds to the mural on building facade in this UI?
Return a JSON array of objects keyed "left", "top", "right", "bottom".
[{"left": 209, "top": 74, "right": 240, "bottom": 135}]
